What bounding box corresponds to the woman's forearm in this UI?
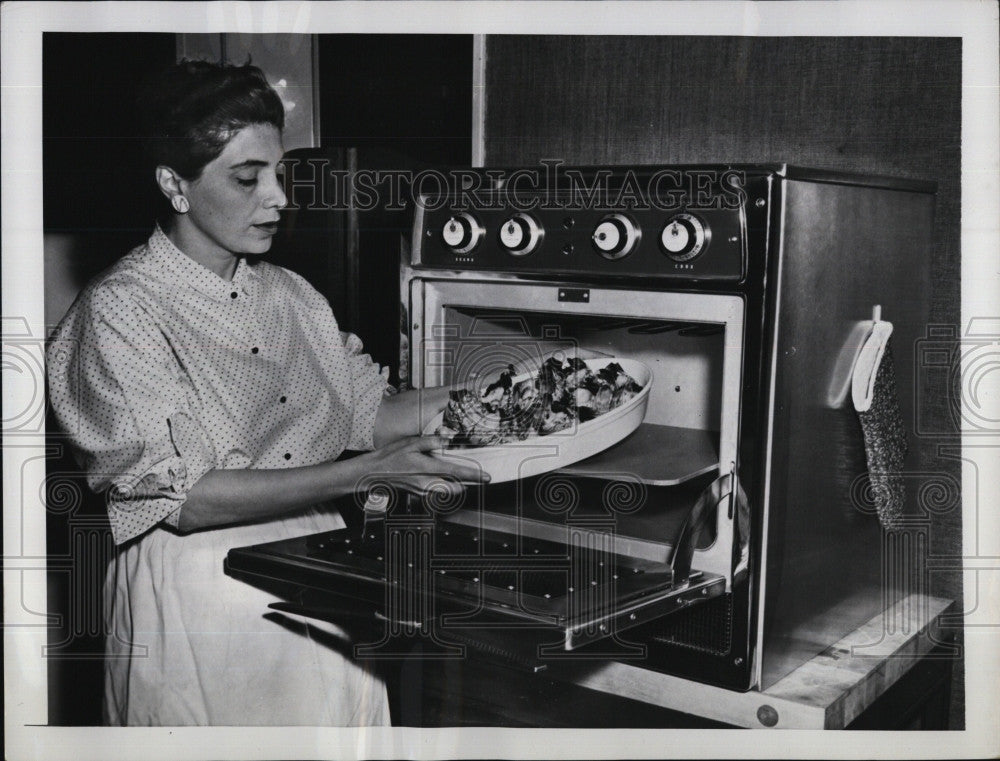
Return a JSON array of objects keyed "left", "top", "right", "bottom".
[
  {"left": 176, "top": 456, "right": 367, "bottom": 533},
  {"left": 175, "top": 420, "right": 486, "bottom": 534},
  {"left": 178, "top": 388, "right": 452, "bottom": 531},
  {"left": 373, "top": 386, "right": 452, "bottom": 447}
]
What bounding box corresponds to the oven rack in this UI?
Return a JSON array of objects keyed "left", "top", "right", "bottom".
[
  {"left": 225, "top": 520, "right": 728, "bottom": 655},
  {"left": 447, "top": 306, "right": 726, "bottom": 337}
]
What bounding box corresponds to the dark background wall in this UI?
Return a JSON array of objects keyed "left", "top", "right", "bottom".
[
  {"left": 483, "top": 34, "right": 963, "bottom": 727},
  {"left": 318, "top": 34, "right": 472, "bottom": 164},
  {"left": 43, "top": 33, "right": 177, "bottom": 328}
]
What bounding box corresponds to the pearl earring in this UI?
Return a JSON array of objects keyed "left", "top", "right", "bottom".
[{"left": 171, "top": 196, "right": 190, "bottom": 214}]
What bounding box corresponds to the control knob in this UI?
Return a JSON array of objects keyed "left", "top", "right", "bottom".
[
  {"left": 498, "top": 212, "right": 543, "bottom": 256},
  {"left": 441, "top": 212, "right": 485, "bottom": 255},
  {"left": 660, "top": 213, "right": 709, "bottom": 262},
  {"left": 592, "top": 213, "right": 641, "bottom": 260}
]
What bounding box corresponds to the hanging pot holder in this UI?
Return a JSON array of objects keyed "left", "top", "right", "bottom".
[{"left": 852, "top": 311, "right": 907, "bottom": 528}]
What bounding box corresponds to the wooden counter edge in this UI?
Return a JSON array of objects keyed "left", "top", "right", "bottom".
[
  {"left": 769, "top": 594, "right": 955, "bottom": 728},
  {"left": 546, "top": 593, "right": 954, "bottom": 729}
]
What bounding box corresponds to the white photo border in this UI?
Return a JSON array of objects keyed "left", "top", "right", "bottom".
[{"left": 3, "top": 1, "right": 998, "bottom": 759}]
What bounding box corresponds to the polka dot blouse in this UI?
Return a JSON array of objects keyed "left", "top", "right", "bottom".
[{"left": 47, "top": 225, "right": 389, "bottom": 545}]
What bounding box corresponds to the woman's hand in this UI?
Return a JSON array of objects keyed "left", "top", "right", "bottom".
[
  {"left": 351, "top": 434, "right": 490, "bottom": 499},
  {"left": 373, "top": 386, "right": 453, "bottom": 448}
]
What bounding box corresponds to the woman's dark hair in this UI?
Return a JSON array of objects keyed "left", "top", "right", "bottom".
[{"left": 138, "top": 59, "right": 285, "bottom": 180}]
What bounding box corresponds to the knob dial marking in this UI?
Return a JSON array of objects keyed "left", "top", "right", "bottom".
[
  {"left": 441, "top": 212, "right": 485, "bottom": 255},
  {"left": 659, "top": 213, "right": 709, "bottom": 262},
  {"left": 498, "top": 212, "right": 543, "bottom": 255},
  {"left": 592, "top": 213, "right": 640, "bottom": 260}
]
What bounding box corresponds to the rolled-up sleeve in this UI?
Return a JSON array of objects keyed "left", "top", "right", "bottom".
[
  {"left": 341, "top": 331, "right": 389, "bottom": 451},
  {"left": 47, "top": 284, "right": 216, "bottom": 544}
]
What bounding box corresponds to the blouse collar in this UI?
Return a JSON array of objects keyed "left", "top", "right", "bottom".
[{"left": 148, "top": 224, "right": 261, "bottom": 302}]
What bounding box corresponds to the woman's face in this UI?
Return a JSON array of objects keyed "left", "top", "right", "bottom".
[{"left": 178, "top": 123, "right": 287, "bottom": 257}]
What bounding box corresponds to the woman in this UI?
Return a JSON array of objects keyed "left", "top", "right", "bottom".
[{"left": 45, "top": 60, "right": 486, "bottom": 726}]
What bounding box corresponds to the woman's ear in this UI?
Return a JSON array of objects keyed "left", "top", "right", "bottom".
[{"left": 155, "top": 165, "right": 185, "bottom": 201}]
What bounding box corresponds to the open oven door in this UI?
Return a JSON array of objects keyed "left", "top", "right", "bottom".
[{"left": 224, "top": 466, "right": 745, "bottom": 672}]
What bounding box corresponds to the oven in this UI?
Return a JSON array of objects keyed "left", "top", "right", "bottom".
[{"left": 226, "top": 164, "right": 935, "bottom": 696}]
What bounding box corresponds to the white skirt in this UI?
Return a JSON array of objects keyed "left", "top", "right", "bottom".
[{"left": 102, "top": 506, "right": 390, "bottom": 726}]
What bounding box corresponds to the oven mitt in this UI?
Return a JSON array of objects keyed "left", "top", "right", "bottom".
[{"left": 852, "top": 319, "right": 907, "bottom": 529}]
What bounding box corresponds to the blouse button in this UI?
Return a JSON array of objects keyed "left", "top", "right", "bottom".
[
  {"left": 280, "top": 396, "right": 287, "bottom": 403},
  {"left": 284, "top": 453, "right": 292, "bottom": 460},
  {"left": 251, "top": 347, "right": 259, "bottom": 354},
  {"left": 230, "top": 291, "right": 238, "bottom": 299}
]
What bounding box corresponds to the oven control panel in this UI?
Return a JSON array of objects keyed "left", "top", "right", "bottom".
[{"left": 417, "top": 198, "right": 746, "bottom": 280}]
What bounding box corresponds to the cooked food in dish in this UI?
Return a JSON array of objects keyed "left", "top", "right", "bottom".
[{"left": 437, "top": 357, "right": 645, "bottom": 449}]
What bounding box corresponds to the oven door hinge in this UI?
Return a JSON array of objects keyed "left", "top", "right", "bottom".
[{"left": 671, "top": 464, "right": 748, "bottom": 587}]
